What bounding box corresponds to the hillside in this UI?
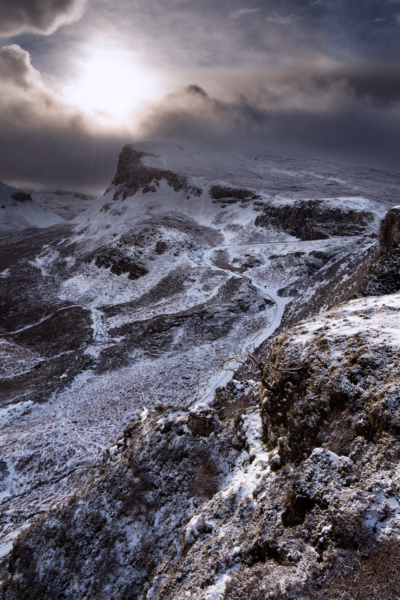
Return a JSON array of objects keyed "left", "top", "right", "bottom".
[
  {"left": 0, "top": 183, "right": 64, "bottom": 239},
  {"left": 29, "top": 190, "right": 97, "bottom": 221},
  {"left": 3, "top": 289, "right": 400, "bottom": 599},
  {"left": 1, "top": 143, "right": 400, "bottom": 591}
]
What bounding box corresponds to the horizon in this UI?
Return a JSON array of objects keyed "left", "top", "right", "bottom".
[{"left": 1, "top": 0, "right": 400, "bottom": 191}]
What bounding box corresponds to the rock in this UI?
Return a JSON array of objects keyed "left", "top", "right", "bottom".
[
  {"left": 187, "top": 403, "right": 221, "bottom": 436},
  {"left": 356, "top": 205, "right": 400, "bottom": 297},
  {"left": 255, "top": 199, "right": 375, "bottom": 240},
  {"left": 261, "top": 291, "right": 400, "bottom": 463},
  {"left": 379, "top": 205, "right": 400, "bottom": 257}
]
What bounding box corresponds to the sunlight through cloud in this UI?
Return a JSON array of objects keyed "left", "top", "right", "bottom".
[{"left": 62, "top": 48, "right": 159, "bottom": 124}]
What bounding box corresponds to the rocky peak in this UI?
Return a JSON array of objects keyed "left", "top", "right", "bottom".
[{"left": 111, "top": 145, "right": 188, "bottom": 200}]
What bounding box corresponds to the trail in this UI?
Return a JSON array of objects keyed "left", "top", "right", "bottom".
[{"left": 199, "top": 246, "right": 291, "bottom": 404}]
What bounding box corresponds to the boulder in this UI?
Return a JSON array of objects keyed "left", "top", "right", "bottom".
[{"left": 187, "top": 403, "right": 221, "bottom": 437}]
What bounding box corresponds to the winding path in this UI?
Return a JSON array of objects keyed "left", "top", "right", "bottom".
[{"left": 199, "top": 245, "right": 290, "bottom": 404}]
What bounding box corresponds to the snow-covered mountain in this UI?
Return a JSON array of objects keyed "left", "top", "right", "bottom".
[
  {"left": 1, "top": 143, "right": 400, "bottom": 595},
  {"left": 0, "top": 182, "right": 64, "bottom": 238},
  {"left": 29, "top": 189, "right": 97, "bottom": 221}
]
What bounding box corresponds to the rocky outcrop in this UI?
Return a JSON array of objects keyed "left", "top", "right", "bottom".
[
  {"left": 3, "top": 293, "right": 400, "bottom": 599},
  {"left": 87, "top": 247, "right": 148, "bottom": 280},
  {"left": 261, "top": 294, "right": 400, "bottom": 463},
  {"left": 357, "top": 206, "right": 400, "bottom": 297},
  {"left": 187, "top": 403, "right": 221, "bottom": 436},
  {"left": 255, "top": 199, "right": 375, "bottom": 240},
  {"left": 111, "top": 146, "right": 188, "bottom": 200},
  {"left": 210, "top": 185, "right": 260, "bottom": 204},
  {"left": 10, "top": 192, "right": 33, "bottom": 203},
  {"left": 379, "top": 206, "right": 400, "bottom": 256}
]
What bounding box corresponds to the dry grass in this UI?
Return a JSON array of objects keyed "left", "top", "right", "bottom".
[
  {"left": 316, "top": 539, "right": 400, "bottom": 599},
  {"left": 188, "top": 450, "right": 220, "bottom": 499},
  {"left": 222, "top": 394, "right": 254, "bottom": 420}
]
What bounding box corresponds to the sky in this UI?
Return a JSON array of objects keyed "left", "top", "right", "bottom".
[{"left": 1, "top": 0, "right": 400, "bottom": 193}]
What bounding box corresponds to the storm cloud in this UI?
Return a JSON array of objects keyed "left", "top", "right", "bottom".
[
  {"left": 0, "top": 0, "right": 85, "bottom": 37},
  {"left": 0, "top": 45, "right": 128, "bottom": 192},
  {"left": 139, "top": 73, "right": 400, "bottom": 172},
  {"left": 2, "top": 0, "right": 400, "bottom": 190},
  {"left": 2, "top": 44, "right": 400, "bottom": 192}
]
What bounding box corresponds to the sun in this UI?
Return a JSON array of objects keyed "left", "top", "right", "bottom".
[{"left": 63, "top": 49, "right": 158, "bottom": 123}]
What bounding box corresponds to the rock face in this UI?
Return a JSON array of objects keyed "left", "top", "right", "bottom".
[
  {"left": 255, "top": 199, "right": 376, "bottom": 240},
  {"left": 187, "top": 403, "right": 221, "bottom": 436},
  {"left": 379, "top": 206, "right": 400, "bottom": 256},
  {"left": 3, "top": 293, "right": 400, "bottom": 599},
  {"left": 357, "top": 205, "right": 400, "bottom": 297},
  {"left": 111, "top": 146, "right": 189, "bottom": 200}
]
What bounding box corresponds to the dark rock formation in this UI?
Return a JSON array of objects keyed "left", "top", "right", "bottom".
[
  {"left": 91, "top": 247, "right": 148, "bottom": 280},
  {"left": 112, "top": 146, "right": 187, "bottom": 200},
  {"left": 210, "top": 185, "right": 260, "bottom": 203},
  {"left": 11, "top": 192, "right": 33, "bottom": 203},
  {"left": 357, "top": 206, "right": 400, "bottom": 296},
  {"left": 187, "top": 404, "right": 221, "bottom": 436},
  {"left": 255, "top": 199, "right": 375, "bottom": 240},
  {"left": 379, "top": 206, "right": 400, "bottom": 256}
]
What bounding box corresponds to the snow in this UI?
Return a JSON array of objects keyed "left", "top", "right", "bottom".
[
  {"left": 29, "top": 189, "right": 96, "bottom": 221},
  {"left": 295, "top": 292, "right": 400, "bottom": 349},
  {"left": 2, "top": 141, "right": 400, "bottom": 555},
  {"left": 0, "top": 182, "right": 64, "bottom": 238},
  {"left": 311, "top": 448, "right": 351, "bottom": 464},
  {"left": 203, "top": 569, "right": 238, "bottom": 600},
  {"left": 219, "top": 409, "right": 271, "bottom": 502}
]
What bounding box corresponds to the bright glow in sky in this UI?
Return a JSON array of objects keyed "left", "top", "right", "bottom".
[{"left": 63, "top": 49, "right": 159, "bottom": 123}]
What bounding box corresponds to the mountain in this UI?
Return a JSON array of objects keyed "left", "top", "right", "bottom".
[
  {"left": 1, "top": 143, "right": 400, "bottom": 597},
  {"left": 29, "top": 189, "right": 97, "bottom": 221},
  {"left": 0, "top": 182, "right": 64, "bottom": 239}
]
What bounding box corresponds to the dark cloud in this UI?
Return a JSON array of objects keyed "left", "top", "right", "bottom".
[
  {"left": 334, "top": 66, "right": 400, "bottom": 106},
  {"left": 0, "top": 0, "right": 85, "bottom": 37},
  {"left": 0, "top": 45, "right": 128, "bottom": 192},
  {"left": 91, "top": 0, "right": 400, "bottom": 70},
  {"left": 138, "top": 74, "right": 400, "bottom": 172}
]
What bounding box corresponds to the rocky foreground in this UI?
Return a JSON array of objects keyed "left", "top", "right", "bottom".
[{"left": 2, "top": 286, "right": 400, "bottom": 598}]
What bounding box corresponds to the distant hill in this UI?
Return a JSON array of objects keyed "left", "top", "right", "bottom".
[
  {"left": 0, "top": 182, "right": 64, "bottom": 238},
  {"left": 29, "top": 189, "right": 97, "bottom": 220}
]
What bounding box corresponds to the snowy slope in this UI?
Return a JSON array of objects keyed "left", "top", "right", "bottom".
[
  {"left": 1, "top": 142, "right": 400, "bottom": 556},
  {"left": 5, "top": 291, "right": 400, "bottom": 599},
  {"left": 0, "top": 182, "right": 64, "bottom": 238},
  {"left": 29, "top": 189, "right": 97, "bottom": 221}
]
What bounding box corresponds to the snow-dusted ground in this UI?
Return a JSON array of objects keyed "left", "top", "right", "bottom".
[
  {"left": 0, "top": 142, "right": 399, "bottom": 549},
  {"left": 0, "top": 182, "right": 64, "bottom": 238},
  {"left": 5, "top": 290, "right": 400, "bottom": 598},
  {"left": 30, "top": 189, "right": 97, "bottom": 221}
]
